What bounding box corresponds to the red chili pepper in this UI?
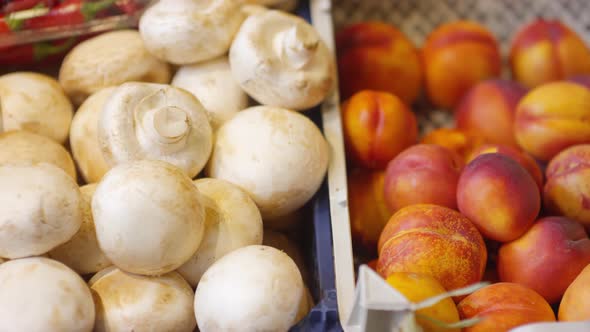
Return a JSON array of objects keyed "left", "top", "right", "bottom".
[
  {"left": 23, "top": 0, "right": 116, "bottom": 29},
  {"left": 2, "top": 0, "right": 56, "bottom": 14}
]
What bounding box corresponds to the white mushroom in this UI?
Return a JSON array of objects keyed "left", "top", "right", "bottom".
[
  {"left": 48, "top": 184, "right": 112, "bottom": 275},
  {"left": 59, "top": 30, "right": 171, "bottom": 105},
  {"left": 99, "top": 82, "right": 213, "bottom": 178},
  {"left": 139, "top": 0, "right": 246, "bottom": 65},
  {"left": 245, "top": 0, "right": 298, "bottom": 11},
  {"left": 0, "top": 258, "right": 4, "bottom": 264},
  {"left": 262, "top": 229, "right": 308, "bottom": 284},
  {"left": 294, "top": 285, "right": 314, "bottom": 324},
  {"left": 92, "top": 160, "right": 205, "bottom": 276},
  {"left": 172, "top": 56, "right": 249, "bottom": 129},
  {"left": 0, "top": 257, "right": 95, "bottom": 332},
  {"left": 90, "top": 267, "right": 196, "bottom": 332},
  {"left": 195, "top": 245, "right": 305, "bottom": 332},
  {"left": 177, "top": 178, "right": 263, "bottom": 287},
  {"left": 0, "top": 163, "right": 83, "bottom": 259},
  {"left": 69, "top": 87, "right": 114, "bottom": 183},
  {"left": 229, "top": 10, "right": 335, "bottom": 110},
  {"left": 206, "top": 106, "right": 329, "bottom": 220},
  {"left": 0, "top": 100, "right": 3, "bottom": 132},
  {"left": 0, "top": 130, "right": 76, "bottom": 179},
  {"left": 0, "top": 72, "right": 72, "bottom": 143}
]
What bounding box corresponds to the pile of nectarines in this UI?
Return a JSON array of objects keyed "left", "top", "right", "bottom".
[{"left": 338, "top": 17, "right": 590, "bottom": 331}]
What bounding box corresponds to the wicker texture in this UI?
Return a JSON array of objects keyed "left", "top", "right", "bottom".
[{"left": 332, "top": 0, "right": 590, "bottom": 133}]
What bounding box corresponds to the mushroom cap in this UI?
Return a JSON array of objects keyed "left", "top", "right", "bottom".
[
  {"left": 229, "top": 10, "right": 335, "bottom": 110},
  {"left": 90, "top": 267, "right": 196, "bottom": 332},
  {"left": 0, "top": 72, "right": 73, "bottom": 143},
  {"left": 172, "top": 56, "right": 249, "bottom": 129},
  {"left": 92, "top": 160, "right": 205, "bottom": 276},
  {"left": 194, "top": 245, "right": 304, "bottom": 332},
  {"left": 69, "top": 87, "right": 115, "bottom": 184},
  {"left": 0, "top": 257, "right": 95, "bottom": 332},
  {"left": 99, "top": 82, "right": 213, "bottom": 178},
  {"left": 59, "top": 30, "right": 171, "bottom": 105},
  {"left": 294, "top": 285, "right": 314, "bottom": 323},
  {"left": 0, "top": 130, "right": 76, "bottom": 179},
  {"left": 177, "top": 178, "right": 263, "bottom": 287},
  {"left": 206, "top": 106, "right": 329, "bottom": 220},
  {"left": 0, "top": 163, "right": 83, "bottom": 259},
  {"left": 48, "top": 184, "right": 112, "bottom": 275},
  {"left": 139, "top": 0, "right": 246, "bottom": 65},
  {"left": 262, "top": 228, "right": 308, "bottom": 285}
]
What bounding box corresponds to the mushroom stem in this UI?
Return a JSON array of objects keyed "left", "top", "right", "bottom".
[
  {"left": 151, "top": 106, "right": 190, "bottom": 144},
  {"left": 135, "top": 91, "right": 192, "bottom": 154},
  {"left": 278, "top": 24, "right": 319, "bottom": 69}
]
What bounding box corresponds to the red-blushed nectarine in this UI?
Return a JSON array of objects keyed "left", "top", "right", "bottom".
[
  {"left": 559, "top": 264, "right": 590, "bottom": 321},
  {"left": 455, "top": 80, "right": 527, "bottom": 147},
  {"left": 468, "top": 144, "right": 543, "bottom": 192},
  {"left": 510, "top": 19, "right": 590, "bottom": 88},
  {"left": 383, "top": 144, "right": 462, "bottom": 213},
  {"left": 377, "top": 204, "right": 487, "bottom": 293},
  {"left": 544, "top": 144, "right": 590, "bottom": 227},
  {"left": 457, "top": 154, "right": 540, "bottom": 242},
  {"left": 457, "top": 282, "right": 555, "bottom": 332},
  {"left": 422, "top": 21, "right": 501, "bottom": 109},
  {"left": 336, "top": 21, "right": 422, "bottom": 104},
  {"left": 498, "top": 216, "right": 590, "bottom": 304},
  {"left": 348, "top": 168, "right": 391, "bottom": 255},
  {"left": 514, "top": 81, "right": 590, "bottom": 162},
  {"left": 341, "top": 90, "right": 418, "bottom": 169}
]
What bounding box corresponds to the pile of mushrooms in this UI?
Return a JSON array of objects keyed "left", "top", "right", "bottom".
[
  {"left": 59, "top": 30, "right": 171, "bottom": 105},
  {"left": 0, "top": 72, "right": 73, "bottom": 143},
  {"left": 0, "top": 1, "right": 336, "bottom": 331}
]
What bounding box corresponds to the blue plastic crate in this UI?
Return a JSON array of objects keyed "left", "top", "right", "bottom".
[{"left": 288, "top": 1, "right": 344, "bottom": 331}]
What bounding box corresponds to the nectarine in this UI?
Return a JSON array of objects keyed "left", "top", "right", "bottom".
[
  {"left": 377, "top": 204, "right": 487, "bottom": 292},
  {"left": 457, "top": 282, "right": 555, "bottom": 332},
  {"left": 514, "top": 82, "right": 590, "bottom": 161},
  {"left": 468, "top": 144, "right": 543, "bottom": 192},
  {"left": 342, "top": 90, "right": 418, "bottom": 169},
  {"left": 383, "top": 144, "right": 462, "bottom": 212},
  {"left": 544, "top": 144, "right": 590, "bottom": 227},
  {"left": 387, "top": 272, "right": 460, "bottom": 332},
  {"left": 455, "top": 80, "right": 527, "bottom": 147},
  {"left": 457, "top": 154, "right": 540, "bottom": 242},
  {"left": 559, "top": 264, "right": 590, "bottom": 321},
  {"left": 510, "top": 19, "right": 590, "bottom": 88},
  {"left": 348, "top": 168, "right": 390, "bottom": 255},
  {"left": 498, "top": 216, "right": 590, "bottom": 303},
  {"left": 423, "top": 21, "right": 501, "bottom": 109},
  {"left": 420, "top": 128, "right": 487, "bottom": 162},
  {"left": 336, "top": 22, "right": 422, "bottom": 104},
  {"left": 569, "top": 75, "right": 590, "bottom": 89}
]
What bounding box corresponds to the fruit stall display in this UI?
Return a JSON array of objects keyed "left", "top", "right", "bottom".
[
  {"left": 0, "top": 1, "right": 347, "bottom": 331},
  {"left": 334, "top": 0, "right": 590, "bottom": 331}
]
